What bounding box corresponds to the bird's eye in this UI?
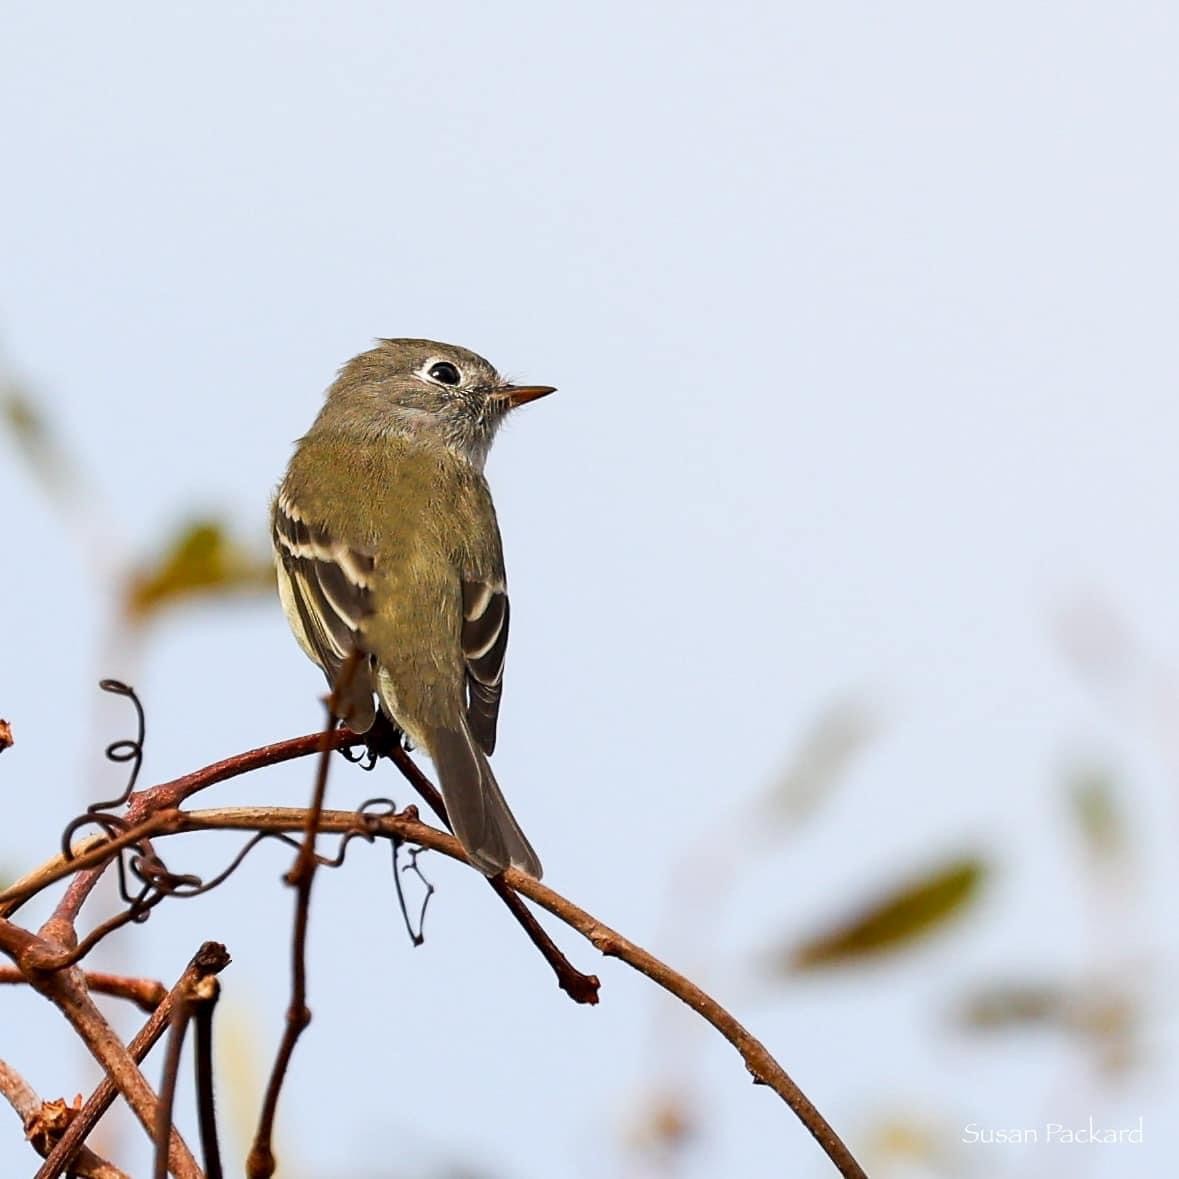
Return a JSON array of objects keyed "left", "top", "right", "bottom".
[{"left": 427, "top": 361, "right": 462, "bottom": 386}]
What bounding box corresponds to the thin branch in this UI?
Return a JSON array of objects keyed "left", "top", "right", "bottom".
[
  {"left": 26, "top": 963, "right": 201, "bottom": 1178},
  {"left": 146, "top": 806, "right": 869, "bottom": 1179},
  {"left": 0, "top": 723, "right": 600, "bottom": 1009},
  {"left": 0, "top": 729, "right": 366, "bottom": 919},
  {"left": 0, "top": 717, "right": 865, "bottom": 1178},
  {"left": 191, "top": 976, "right": 224, "bottom": 1179},
  {"left": 0, "top": 828, "right": 151, "bottom": 921},
  {"left": 138, "top": 728, "right": 364, "bottom": 812},
  {"left": 247, "top": 678, "right": 351, "bottom": 1179},
  {"left": 0, "top": 1057, "right": 130, "bottom": 1178},
  {"left": 0, "top": 966, "right": 167, "bottom": 1012},
  {"left": 0, "top": 1057, "right": 40, "bottom": 1123},
  {"left": 38, "top": 862, "right": 113, "bottom": 950},
  {"left": 153, "top": 993, "right": 193, "bottom": 1179},
  {"left": 0, "top": 723, "right": 601, "bottom": 1006},
  {"left": 34, "top": 942, "right": 230, "bottom": 1179},
  {"left": 374, "top": 731, "right": 600, "bottom": 1004}
]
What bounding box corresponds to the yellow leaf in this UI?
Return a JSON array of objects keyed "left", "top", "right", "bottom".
[{"left": 124, "top": 520, "right": 274, "bottom": 622}]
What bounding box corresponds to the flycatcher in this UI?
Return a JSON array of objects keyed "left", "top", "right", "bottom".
[{"left": 271, "top": 339, "right": 554, "bottom": 878}]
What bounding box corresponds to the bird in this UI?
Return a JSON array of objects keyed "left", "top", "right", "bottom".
[{"left": 271, "top": 338, "right": 554, "bottom": 879}]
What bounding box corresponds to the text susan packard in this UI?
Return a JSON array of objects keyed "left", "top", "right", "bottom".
[{"left": 963, "top": 1117, "right": 1144, "bottom": 1145}]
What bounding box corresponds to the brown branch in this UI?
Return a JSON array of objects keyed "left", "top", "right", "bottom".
[
  {"left": 138, "top": 728, "right": 364, "bottom": 812},
  {"left": 0, "top": 900, "right": 202, "bottom": 1174},
  {"left": 35, "top": 941, "right": 230, "bottom": 1179},
  {"left": 0, "top": 828, "right": 205, "bottom": 1176},
  {"left": 144, "top": 806, "right": 868, "bottom": 1179},
  {"left": 0, "top": 723, "right": 600, "bottom": 1009},
  {"left": 1, "top": 818, "right": 176, "bottom": 921},
  {"left": 191, "top": 976, "right": 224, "bottom": 1179},
  {"left": 0, "top": 721, "right": 864, "bottom": 1177},
  {"left": 153, "top": 994, "right": 193, "bottom": 1179},
  {"left": 0, "top": 1057, "right": 130, "bottom": 1178},
  {"left": 379, "top": 738, "right": 600, "bottom": 1005},
  {"left": 0, "top": 966, "right": 167, "bottom": 1012},
  {"left": 39, "top": 870, "right": 103, "bottom": 950},
  {"left": 0, "top": 728, "right": 366, "bottom": 920},
  {"left": 0, "top": 1057, "right": 40, "bottom": 1124},
  {"left": 247, "top": 688, "right": 347, "bottom": 1179},
  {"left": 25, "top": 963, "right": 201, "bottom": 1178},
  {"left": 0, "top": 724, "right": 600, "bottom": 1006}
]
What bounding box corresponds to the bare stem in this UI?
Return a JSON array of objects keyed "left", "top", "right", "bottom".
[
  {"left": 0, "top": 729, "right": 366, "bottom": 920},
  {"left": 35, "top": 942, "right": 230, "bottom": 1179},
  {"left": 191, "top": 977, "right": 224, "bottom": 1179},
  {"left": 153, "top": 805, "right": 869, "bottom": 1179},
  {"left": 0, "top": 966, "right": 166, "bottom": 1012},
  {"left": 30, "top": 966, "right": 201, "bottom": 1177},
  {"left": 152, "top": 997, "right": 193, "bottom": 1179},
  {"left": 0, "top": 713, "right": 866, "bottom": 1179},
  {"left": 247, "top": 690, "right": 345, "bottom": 1179},
  {"left": 380, "top": 737, "right": 601, "bottom": 1005}
]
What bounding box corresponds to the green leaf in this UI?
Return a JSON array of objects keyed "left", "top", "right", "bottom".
[
  {"left": 124, "top": 520, "right": 274, "bottom": 622},
  {"left": 783, "top": 856, "right": 987, "bottom": 971}
]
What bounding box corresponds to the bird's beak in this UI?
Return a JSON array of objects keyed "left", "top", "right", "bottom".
[{"left": 491, "top": 384, "right": 557, "bottom": 409}]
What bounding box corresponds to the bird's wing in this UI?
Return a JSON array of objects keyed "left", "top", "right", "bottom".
[
  {"left": 461, "top": 578, "right": 509, "bottom": 755},
  {"left": 272, "top": 488, "right": 378, "bottom": 728}
]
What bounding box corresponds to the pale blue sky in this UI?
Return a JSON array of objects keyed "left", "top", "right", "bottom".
[{"left": 2, "top": 3, "right": 1177, "bottom": 1176}]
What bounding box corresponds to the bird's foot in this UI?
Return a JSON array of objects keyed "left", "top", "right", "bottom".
[{"left": 362, "top": 712, "right": 414, "bottom": 761}]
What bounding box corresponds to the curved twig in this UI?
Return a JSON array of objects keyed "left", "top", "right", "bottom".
[
  {"left": 123, "top": 805, "right": 869, "bottom": 1179},
  {"left": 0, "top": 714, "right": 867, "bottom": 1179},
  {"left": 34, "top": 942, "right": 230, "bottom": 1179}
]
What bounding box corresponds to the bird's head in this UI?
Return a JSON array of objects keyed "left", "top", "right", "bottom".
[{"left": 317, "top": 338, "right": 556, "bottom": 467}]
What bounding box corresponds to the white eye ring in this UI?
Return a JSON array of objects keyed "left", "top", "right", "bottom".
[{"left": 424, "top": 359, "right": 462, "bottom": 387}]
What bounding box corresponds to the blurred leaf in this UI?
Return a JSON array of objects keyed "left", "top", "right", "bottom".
[
  {"left": 866, "top": 1114, "right": 944, "bottom": 1166},
  {"left": 1, "top": 385, "right": 81, "bottom": 499},
  {"left": 959, "top": 980, "right": 1140, "bottom": 1076},
  {"left": 959, "top": 983, "right": 1070, "bottom": 1030},
  {"left": 782, "top": 856, "right": 987, "bottom": 971},
  {"left": 758, "top": 697, "right": 877, "bottom": 830},
  {"left": 2, "top": 387, "right": 43, "bottom": 441},
  {"left": 625, "top": 1089, "right": 697, "bottom": 1160},
  {"left": 217, "top": 1000, "right": 265, "bottom": 1164},
  {"left": 123, "top": 519, "right": 274, "bottom": 622},
  {"left": 0, "top": 718, "right": 11, "bottom": 753},
  {"left": 1067, "top": 767, "right": 1125, "bottom": 863},
  {"left": 1077, "top": 990, "right": 1140, "bottom": 1077}
]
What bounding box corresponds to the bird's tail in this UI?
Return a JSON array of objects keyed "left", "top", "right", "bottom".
[{"left": 426, "top": 724, "right": 543, "bottom": 879}]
